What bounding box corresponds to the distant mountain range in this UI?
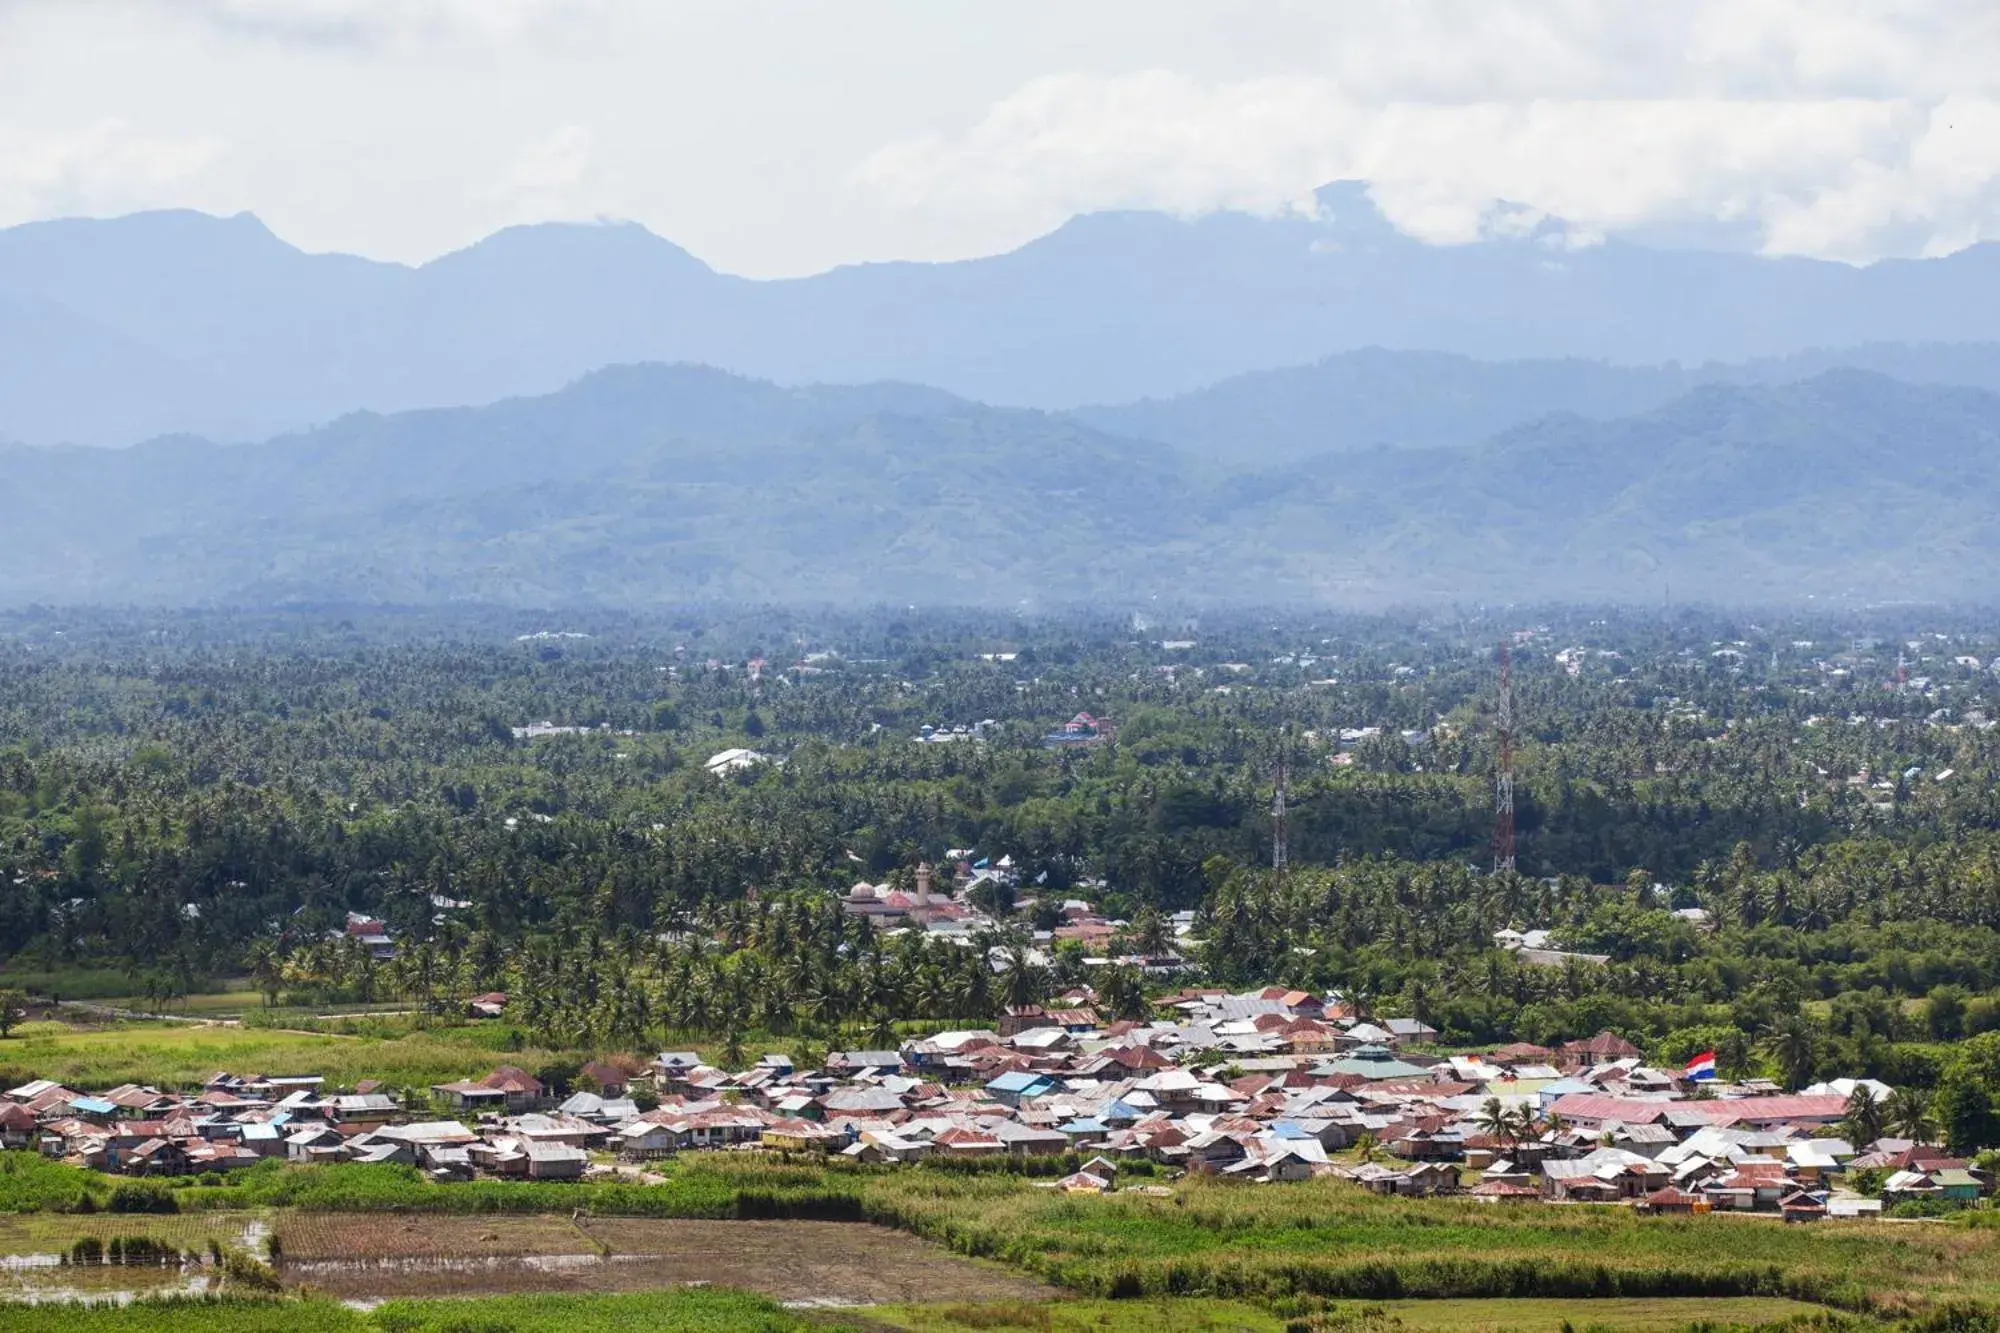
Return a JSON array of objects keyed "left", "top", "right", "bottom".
[
  {"left": 1077, "top": 344, "right": 2000, "bottom": 465},
  {"left": 10, "top": 182, "right": 2000, "bottom": 446},
  {"left": 4, "top": 362, "right": 1996, "bottom": 606}
]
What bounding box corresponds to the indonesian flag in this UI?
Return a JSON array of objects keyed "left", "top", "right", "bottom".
[{"left": 1683, "top": 1051, "right": 1717, "bottom": 1081}]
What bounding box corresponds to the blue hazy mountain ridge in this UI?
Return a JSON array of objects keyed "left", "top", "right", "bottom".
[
  {"left": 1072, "top": 343, "right": 2000, "bottom": 464},
  {"left": 8, "top": 182, "right": 2000, "bottom": 445},
  {"left": 2, "top": 362, "right": 1997, "bottom": 606}
]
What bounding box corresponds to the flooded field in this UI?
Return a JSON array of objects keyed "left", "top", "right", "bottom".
[
  {"left": 0, "top": 1212, "right": 266, "bottom": 1305},
  {"left": 277, "top": 1214, "right": 1054, "bottom": 1306},
  {"left": 0, "top": 1210, "right": 1053, "bottom": 1308}
]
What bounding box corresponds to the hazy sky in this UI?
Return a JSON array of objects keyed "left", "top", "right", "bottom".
[{"left": 3, "top": 1, "right": 1997, "bottom": 276}]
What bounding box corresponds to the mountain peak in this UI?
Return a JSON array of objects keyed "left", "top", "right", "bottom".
[{"left": 429, "top": 218, "right": 713, "bottom": 277}]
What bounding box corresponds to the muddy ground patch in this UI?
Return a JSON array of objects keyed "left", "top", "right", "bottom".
[{"left": 276, "top": 1214, "right": 1054, "bottom": 1306}]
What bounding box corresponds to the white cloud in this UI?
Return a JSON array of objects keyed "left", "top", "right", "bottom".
[
  {"left": 490, "top": 125, "right": 605, "bottom": 224},
  {"left": 162, "top": 0, "right": 593, "bottom": 52},
  {"left": 5, "top": 2, "right": 2000, "bottom": 272},
  {"left": 854, "top": 69, "right": 2000, "bottom": 263},
  {"left": 0, "top": 120, "right": 229, "bottom": 222}
]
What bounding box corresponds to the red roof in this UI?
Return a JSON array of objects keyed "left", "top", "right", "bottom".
[
  {"left": 482, "top": 1065, "right": 544, "bottom": 1094},
  {"left": 1562, "top": 1031, "right": 1641, "bottom": 1058},
  {"left": 1697, "top": 1095, "right": 1847, "bottom": 1125},
  {"left": 1546, "top": 1093, "right": 1675, "bottom": 1124}
]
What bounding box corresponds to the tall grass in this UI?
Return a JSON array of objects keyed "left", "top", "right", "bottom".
[
  {"left": 0, "top": 1290, "right": 843, "bottom": 1333},
  {"left": 843, "top": 1174, "right": 2000, "bottom": 1312},
  {"left": 173, "top": 1158, "right": 870, "bottom": 1219},
  {"left": 369, "top": 1289, "right": 842, "bottom": 1332},
  {"left": 0, "top": 1150, "right": 99, "bottom": 1212},
  {"left": 10, "top": 1152, "right": 2000, "bottom": 1313},
  {"left": 0, "top": 1294, "right": 361, "bottom": 1333}
]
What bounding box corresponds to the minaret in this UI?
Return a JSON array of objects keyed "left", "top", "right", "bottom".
[{"left": 914, "top": 862, "right": 933, "bottom": 909}]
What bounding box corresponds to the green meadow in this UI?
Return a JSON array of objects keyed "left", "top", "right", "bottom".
[{"left": 0, "top": 1018, "right": 582, "bottom": 1092}]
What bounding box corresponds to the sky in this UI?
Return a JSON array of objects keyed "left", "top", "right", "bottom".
[{"left": 2, "top": 1, "right": 1998, "bottom": 277}]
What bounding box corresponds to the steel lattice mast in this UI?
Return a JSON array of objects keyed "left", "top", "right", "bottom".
[
  {"left": 1271, "top": 750, "right": 1289, "bottom": 878},
  {"left": 1493, "top": 641, "right": 1516, "bottom": 874}
]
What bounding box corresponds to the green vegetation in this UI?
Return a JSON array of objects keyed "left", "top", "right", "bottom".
[
  {"left": 866, "top": 1297, "right": 1288, "bottom": 1331},
  {"left": 0, "top": 1290, "right": 845, "bottom": 1333},
  {"left": 12, "top": 1159, "right": 2000, "bottom": 1315},
  {"left": 368, "top": 1289, "right": 846, "bottom": 1333},
  {"left": 9, "top": 610, "right": 2000, "bottom": 1330},
  {"left": 7, "top": 608, "right": 2000, "bottom": 1117},
  {"left": 850, "top": 1174, "right": 2000, "bottom": 1312},
  {"left": 0, "top": 1017, "right": 590, "bottom": 1093},
  {"left": 865, "top": 1297, "right": 1838, "bottom": 1333}
]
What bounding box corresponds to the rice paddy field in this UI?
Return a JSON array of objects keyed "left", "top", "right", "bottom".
[{"left": 4, "top": 1154, "right": 2000, "bottom": 1330}]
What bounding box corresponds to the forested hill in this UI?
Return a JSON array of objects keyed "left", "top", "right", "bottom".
[
  {"left": 3, "top": 365, "right": 1999, "bottom": 607},
  {"left": 1075, "top": 343, "right": 2000, "bottom": 466}
]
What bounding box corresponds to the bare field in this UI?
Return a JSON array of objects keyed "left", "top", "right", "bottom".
[
  {"left": 275, "top": 1212, "right": 597, "bottom": 1262},
  {"left": 274, "top": 1214, "right": 1053, "bottom": 1307}
]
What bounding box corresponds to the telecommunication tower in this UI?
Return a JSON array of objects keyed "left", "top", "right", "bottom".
[
  {"left": 1271, "top": 751, "right": 1290, "bottom": 878},
  {"left": 1493, "top": 642, "right": 1517, "bottom": 874}
]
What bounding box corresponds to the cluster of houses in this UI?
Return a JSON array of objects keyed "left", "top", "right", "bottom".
[
  {"left": 3, "top": 987, "right": 1984, "bottom": 1217},
  {"left": 836, "top": 857, "right": 1195, "bottom": 972}
]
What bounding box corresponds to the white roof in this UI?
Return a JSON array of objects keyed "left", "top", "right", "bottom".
[{"left": 705, "top": 748, "right": 770, "bottom": 774}]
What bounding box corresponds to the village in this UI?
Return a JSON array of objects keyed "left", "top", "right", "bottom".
[{"left": 3, "top": 983, "right": 1979, "bottom": 1221}]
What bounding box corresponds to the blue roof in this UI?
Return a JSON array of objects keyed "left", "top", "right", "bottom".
[
  {"left": 71, "top": 1097, "right": 116, "bottom": 1114},
  {"left": 1059, "top": 1118, "right": 1108, "bottom": 1134},
  {"left": 987, "top": 1070, "right": 1053, "bottom": 1093},
  {"left": 1268, "top": 1119, "right": 1316, "bottom": 1139}
]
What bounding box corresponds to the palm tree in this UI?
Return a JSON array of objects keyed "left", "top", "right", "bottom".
[
  {"left": 1842, "top": 1085, "right": 1887, "bottom": 1148},
  {"left": 1505, "top": 1104, "right": 1538, "bottom": 1148},
  {"left": 1887, "top": 1086, "right": 1936, "bottom": 1144},
  {"left": 1000, "top": 945, "right": 1045, "bottom": 1011},
  {"left": 1760, "top": 1009, "right": 1820, "bottom": 1091},
  {"left": 246, "top": 940, "right": 283, "bottom": 1008},
  {"left": 1476, "top": 1096, "right": 1513, "bottom": 1143},
  {"left": 1355, "top": 1132, "right": 1379, "bottom": 1164}
]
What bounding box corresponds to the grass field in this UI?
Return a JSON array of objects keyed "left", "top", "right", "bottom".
[
  {"left": 852, "top": 1171, "right": 2000, "bottom": 1312},
  {"left": 5, "top": 1154, "right": 2000, "bottom": 1330},
  {"left": 859, "top": 1297, "right": 1832, "bottom": 1333},
  {"left": 0, "top": 1018, "right": 584, "bottom": 1090},
  {"left": 9, "top": 1155, "right": 2000, "bottom": 1313},
  {"left": 0, "top": 1013, "right": 975, "bottom": 1095},
  {"left": 0, "top": 1290, "right": 851, "bottom": 1333},
  {"left": 864, "top": 1297, "right": 1289, "bottom": 1331},
  {"left": 1352, "top": 1297, "right": 1833, "bottom": 1331},
  {"left": 0, "top": 967, "right": 208, "bottom": 1003}
]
